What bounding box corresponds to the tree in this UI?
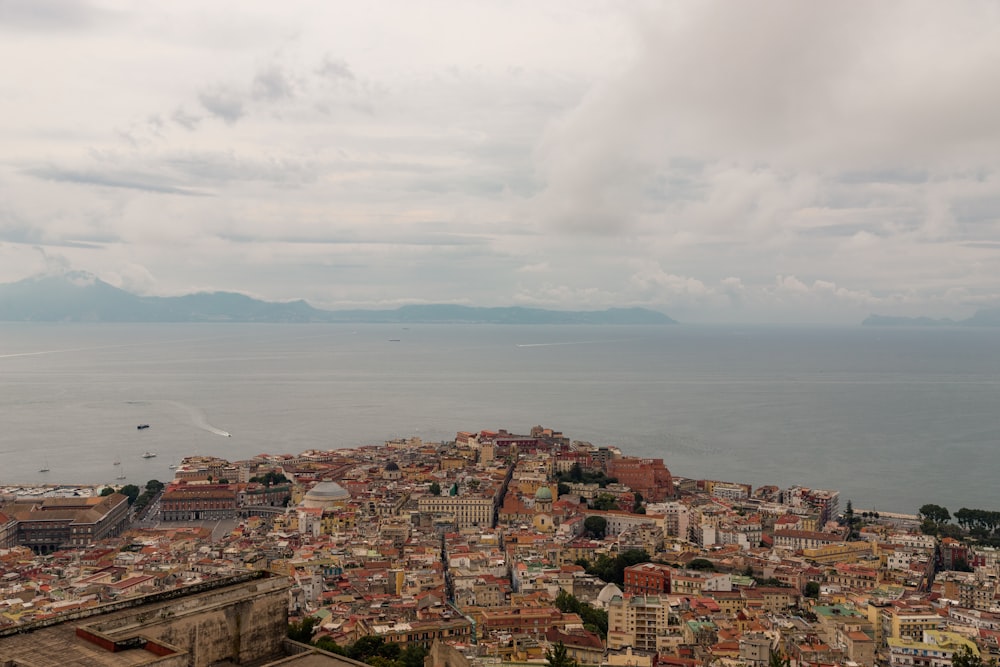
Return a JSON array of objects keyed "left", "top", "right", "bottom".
[
  {"left": 348, "top": 635, "right": 387, "bottom": 661},
  {"left": 120, "top": 484, "right": 141, "bottom": 505},
  {"left": 804, "top": 581, "right": 821, "bottom": 598},
  {"left": 99, "top": 486, "right": 115, "bottom": 496},
  {"left": 288, "top": 616, "right": 318, "bottom": 643},
  {"left": 920, "top": 504, "right": 951, "bottom": 525},
  {"left": 688, "top": 558, "right": 715, "bottom": 571},
  {"left": 399, "top": 644, "right": 429, "bottom": 667},
  {"left": 314, "top": 636, "right": 345, "bottom": 654},
  {"left": 632, "top": 492, "right": 644, "bottom": 514},
  {"left": 557, "top": 482, "right": 571, "bottom": 497},
  {"left": 428, "top": 481, "right": 441, "bottom": 496},
  {"left": 952, "top": 645, "right": 995, "bottom": 667},
  {"left": 591, "top": 493, "right": 618, "bottom": 511},
  {"left": 769, "top": 651, "right": 791, "bottom": 667},
  {"left": 584, "top": 515, "right": 607, "bottom": 539},
  {"left": 145, "top": 479, "right": 164, "bottom": 493},
  {"left": 546, "top": 642, "right": 579, "bottom": 667},
  {"left": 251, "top": 471, "right": 289, "bottom": 487}
]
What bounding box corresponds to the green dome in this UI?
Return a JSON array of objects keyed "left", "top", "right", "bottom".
[{"left": 535, "top": 486, "right": 553, "bottom": 501}]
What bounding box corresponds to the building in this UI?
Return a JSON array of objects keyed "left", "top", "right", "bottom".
[
  {"left": 160, "top": 485, "right": 237, "bottom": 521},
  {"left": 623, "top": 562, "right": 673, "bottom": 596},
  {"left": 418, "top": 494, "right": 495, "bottom": 529},
  {"left": 887, "top": 630, "right": 978, "bottom": 667},
  {"left": 0, "top": 572, "right": 360, "bottom": 666},
  {"left": 607, "top": 594, "right": 670, "bottom": 652},
  {"left": 605, "top": 458, "right": 674, "bottom": 502},
  {"left": 4, "top": 493, "right": 129, "bottom": 552}
]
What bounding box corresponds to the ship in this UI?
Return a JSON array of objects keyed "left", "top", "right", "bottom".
[
  {"left": 142, "top": 451, "right": 157, "bottom": 459},
  {"left": 137, "top": 424, "right": 150, "bottom": 430}
]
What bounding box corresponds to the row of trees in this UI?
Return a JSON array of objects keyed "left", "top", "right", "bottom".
[
  {"left": 101, "top": 479, "right": 163, "bottom": 511},
  {"left": 580, "top": 549, "right": 650, "bottom": 585},
  {"left": 919, "top": 503, "right": 1000, "bottom": 541},
  {"left": 288, "top": 619, "right": 428, "bottom": 667},
  {"left": 554, "top": 590, "right": 608, "bottom": 637}
]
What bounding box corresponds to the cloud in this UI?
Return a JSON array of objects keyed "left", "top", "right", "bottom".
[
  {"left": 197, "top": 84, "right": 246, "bottom": 124},
  {"left": 317, "top": 56, "right": 354, "bottom": 82},
  {"left": 0, "top": 0, "right": 106, "bottom": 31},
  {"left": 23, "top": 166, "right": 212, "bottom": 197},
  {"left": 252, "top": 63, "right": 296, "bottom": 101}
]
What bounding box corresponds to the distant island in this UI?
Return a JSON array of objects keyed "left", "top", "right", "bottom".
[
  {"left": 863, "top": 309, "right": 1000, "bottom": 327},
  {"left": 0, "top": 272, "right": 676, "bottom": 325}
]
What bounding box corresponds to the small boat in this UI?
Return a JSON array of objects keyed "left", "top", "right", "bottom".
[
  {"left": 39, "top": 466, "right": 50, "bottom": 473},
  {"left": 137, "top": 424, "right": 150, "bottom": 430},
  {"left": 116, "top": 472, "right": 126, "bottom": 480},
  {"left": 168, "top": 462, "right": 177, "bottom": 469},
  {"left": 113, "top": 459, "right": 121, "bottom": 466},
  {"left": 142, "top": 451, "right": 157, "bottom": 459}
]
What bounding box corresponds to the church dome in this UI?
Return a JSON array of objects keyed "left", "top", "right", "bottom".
[
  {"left": 303, "top": 481, "right": 351, "bottom": 508},
  {"left": 385, "top": 461, "right": 400, "bottom": 471},
  {"left": 535, "top": 486, "right": 553, "bottom": 502}
]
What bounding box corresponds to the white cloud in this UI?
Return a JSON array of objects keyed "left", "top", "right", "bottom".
[{"left": 1, "top": 1, "right": 1000, "bottom": 322}]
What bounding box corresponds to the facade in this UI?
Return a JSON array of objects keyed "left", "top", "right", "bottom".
[
  {"left": 607, "top": 594, "right": 670, "bottom": 652},
  {"left": 5, "top": 494, "right": 129, "bottom": 552},
  {"left": 887, "top": 630, "right": 978, "bottom": 667},
  {"left": 160, "top": 486, "right": 237, "bottom": 521},
  {"left": 418, "top": 495, "right": 495, "bottom": 529},
  {"left": 623, "top": 562, "right": 673, "bottom": 596},
  {"left": 605, "top": 458, "right": 674, "bottom": 502}
]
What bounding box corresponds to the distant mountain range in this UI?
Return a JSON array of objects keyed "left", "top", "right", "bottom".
[
  {"left": 863, "top": 309, "right": 1000, "bottom": 327},
  {"left": 0, "top": 273, "right": 677, "bottom": 325}
]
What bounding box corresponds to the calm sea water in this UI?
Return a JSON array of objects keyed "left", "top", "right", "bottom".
[{"left": 1, "top": 322, "right": 997, "bottom": 515}]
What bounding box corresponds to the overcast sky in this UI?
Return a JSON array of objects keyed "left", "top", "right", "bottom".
[{"left": 2, "top": 1, "right": 1000, "bottom": 323}]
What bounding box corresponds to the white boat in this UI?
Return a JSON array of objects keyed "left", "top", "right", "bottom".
[
  {"left": 39, "top": 458, "right": 50, "bottom": 473},
  {"left": 142, "top": 451, "right": 157, "bottom": 459},
  {"left": 116, "top": 472, "right": 127, "bottom": 480}
]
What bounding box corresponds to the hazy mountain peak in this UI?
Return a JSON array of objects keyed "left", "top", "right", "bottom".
[{"left": 0, "top": 275, "right": 677, "bottom": 324}]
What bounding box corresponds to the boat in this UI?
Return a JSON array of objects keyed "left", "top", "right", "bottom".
[
  {"left": 142, "top": 451, "right": 157, "bottom": 459},
  {"left": 137, "top": 424, "right": 150, "bottom": 430},
  {"left": 113, "top": 459, "right": 121, "bottom": 466},
  {"left": 38, "top": 464, "right": 50, "bottom": 473},
  {"left": 116, "top": 472, "right": 126, "bottom": 480}
]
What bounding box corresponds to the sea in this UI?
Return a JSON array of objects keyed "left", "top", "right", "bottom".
[{"left": 1, "top": 322, "right": 998, "bottom": 515}]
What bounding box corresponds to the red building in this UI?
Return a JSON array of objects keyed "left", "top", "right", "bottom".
[
  {"left": 623, "top": 562, "right": 673, "bottom": 595},
  {"left": 606, "top": 457, "right": 674, "bottom": 501}
]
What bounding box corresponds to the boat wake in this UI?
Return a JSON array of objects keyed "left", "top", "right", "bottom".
[{"left": 164, "top": 401, "right": 231, "bottom": 438}]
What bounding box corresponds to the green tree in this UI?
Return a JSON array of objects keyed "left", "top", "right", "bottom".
[
  {"left": 314, "top": 636, "right": 345, "bottom": 654},
  {"left": 769, "top": 651, "right": 791, "bottom": 667},
  {"left": 688, "top": 558, "right": 715, "bottom": 571},
  {"left": 554, "top": 590, "right": 609, "bottom": 637},
  {"left": 399, "top": 644, "right": 428, "bottom": 667},
  {"left": 557, "top": 482, "right": 571, "bottom": 497},
  {"left": 348, "top": 635, "right": 387, "bottom": 662},
  {"left": 952, "top": 645, "right": 995, "bottom": 667},
  {"left": 591, "top": 493, "right": 618, "bottom": 511},
  {"left": 428, "top": 481, "right": 441, "bottom": 496},
  {"left": 99, "top": 486, "right": 115, "bottom": 496},
  {"left": 145, "top": 479, "right": 164, "bottom": 493},
  {"left": 545, "top": 642, "right": 579, "bottom": 667},
  {"left": 120, "top": 484, "right": 141, "bottom": 505},
  {"left": 920, "top": 504, "right": 951, "bottom": 525},
  {"left": 584, "top": 515, "right": 608, "bottom": 539},
  {"left": 288, "top": 616, "right": 318, "bottom": 643},
  {"left": 940, "top": 524, "right": 965, "bottom": 540},
  {"left": 804, "top": 581, "right": 821, "bottom": 598}
]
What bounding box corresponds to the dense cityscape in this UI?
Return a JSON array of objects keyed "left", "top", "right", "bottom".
[{"left": 0, "top": 425, "right": 995, "bottom": 667}]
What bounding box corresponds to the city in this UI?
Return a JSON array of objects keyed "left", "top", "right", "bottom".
[{"left": 0, "top": 425, "right": 994, "bottom": 667}]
